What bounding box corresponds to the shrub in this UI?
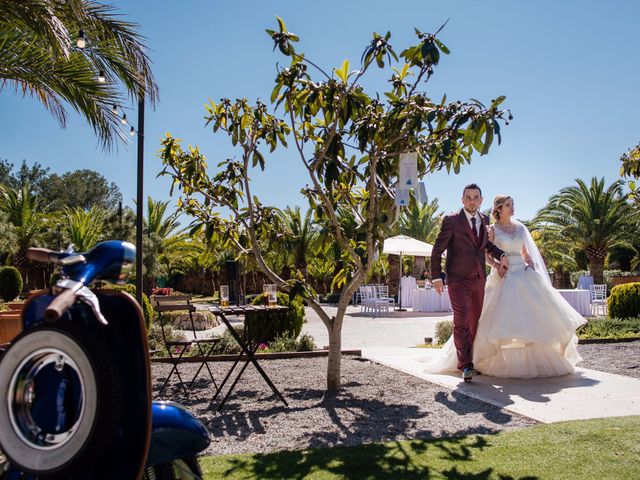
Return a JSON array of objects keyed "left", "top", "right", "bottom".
[
  {"left": 210, "top": 326, "right": 243, "bottom": 355},
  {"left": 147, "top": 323, "right": 187, "bottom": 356},
  {"left": 102, "top": 283, "right": 154, "bottom": 328},
  {"left": 608, "top": 283, "right": 640, "bottom": 319},
  {"left": 247, "top": 292, "right": 305, "bottom": 343},
  {"left": 435, "top": 320, "right": 453, "bottom": 345},
  {"left": 326, "top": 292, "right": 341, "bottom": 304},
  {"left": 578, "top": 317, "right": 640, "bottom": 339},
  {"left": 0, "top": 266, "right": 23, "bottom": 302},
  {"left": 297, "top": 333, "right": 316, "bottom": 351},
  {"left": 267, "top": 333, "right": 298, "bottom": 353}
]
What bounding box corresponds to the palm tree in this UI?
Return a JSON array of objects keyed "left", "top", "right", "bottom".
[
  {"left": 143, "top": 197, "right": 199, "bottom": 292},
  {"left": 533, "top": 177, "right": 633, "bottom": 284},
  {"left": 280, "top": 206, "right": 318, "bottom": 276},
  {"left": 0, "top": 183, "right": 49, "bottom": 285},
  {"left": 62, "top": 205, "right": 107, "bottom": 251},
  {"left": 0, "top": 0, "right": 158, "bottom": 149},
  {"left": 398, "top": 194, "right": 442, "bottom": 276}
]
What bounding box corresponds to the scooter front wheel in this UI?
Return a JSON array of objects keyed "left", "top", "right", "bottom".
[
  {"left": 144, "top": 456, "right": 203, "bottom": 480},
  {"left": 0, "top": 323, "right": 121, "bottom": 477}
]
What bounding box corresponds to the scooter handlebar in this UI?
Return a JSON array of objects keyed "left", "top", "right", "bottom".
[
  {"left": 45, "top": 288, "right": 78, "bottom": 322},
  {"left": 27, "top": 247, "right": 59, "bottom": 263}
]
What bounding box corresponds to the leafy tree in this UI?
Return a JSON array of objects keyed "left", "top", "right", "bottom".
[
  {"left": 0, "top": 0, "right": 158, "bottom": 149},
  {"left": 159, "top": 19, "right": 511, "bottom": 390},
  {"left": 620, "top": 142, "right": 640, "bottom": 180},
  {"left": 533, "top": 177, "right": 633, "bottom": 284},
  {"left": 40, "top": 169, "right": 122, "bottom": 210},
  {"left": 0, "top": 159, "right": 50, "bottom": 193}
]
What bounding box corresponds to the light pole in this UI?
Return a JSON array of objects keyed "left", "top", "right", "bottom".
[{"left": 135, "top": 95, "right": 145, "bottom": 306}]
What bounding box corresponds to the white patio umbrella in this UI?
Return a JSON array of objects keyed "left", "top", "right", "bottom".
[{"left": 383, "top": 235, "right": 434, "bottom": 311}]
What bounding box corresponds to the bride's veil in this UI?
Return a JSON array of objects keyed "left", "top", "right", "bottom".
[{"left": 513, "top": 219, "right": 553, "bottom": 288}]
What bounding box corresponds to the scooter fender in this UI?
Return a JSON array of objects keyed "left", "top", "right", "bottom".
[{"left": 147, "top": 401, "right": 211, "bottom": 466}]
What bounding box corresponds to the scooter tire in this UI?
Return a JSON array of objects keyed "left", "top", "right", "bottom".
[
  {"left": 0, "top": 323, "right": 122, "bottom": 477},
  {"left": 144, "top": 456, "right": 203, "bottom": 480}
]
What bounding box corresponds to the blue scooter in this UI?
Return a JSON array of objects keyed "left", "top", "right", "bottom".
[{"left": 0, "top": 241, "right": 210, "bottom": 479}]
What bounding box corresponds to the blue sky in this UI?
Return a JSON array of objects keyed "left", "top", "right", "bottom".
[{"left": 1, "top": 0, "right": 638, "bottom": 221}]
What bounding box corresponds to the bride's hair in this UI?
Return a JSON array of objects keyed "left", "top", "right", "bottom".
[{"left": 492, "top": 195, "right": 512, "bottom": 222}]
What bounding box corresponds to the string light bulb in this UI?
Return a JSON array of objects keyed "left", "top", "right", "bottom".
[
  {"left": 77, "top": 30, "right": 86, "bottom": 49},
  {"left": 98, "top": 70, "right": 106, "bottom": 83},
  {"left": 111, "top": 105, "right": 118, "bottom": 115},
  {"left": 121, "top": 113, "right": 127, "bottom": 125},
  {"left": 129, "top": 126, "right": 136, "bottom": 136}
]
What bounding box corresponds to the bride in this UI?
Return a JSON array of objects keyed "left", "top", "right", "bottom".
[{"left": 423, "top": 195, "right": 586, "bottom": 378}]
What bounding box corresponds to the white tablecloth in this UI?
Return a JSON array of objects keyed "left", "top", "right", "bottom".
[
  {"left": 400, "top": 277, "right": 417, "bottom": 308},
  {"left": 558, "top": 289, "right": 591, "bottom": 316},
  {"left": 412, "top": 288, "right": 452, "bottom": 312}
]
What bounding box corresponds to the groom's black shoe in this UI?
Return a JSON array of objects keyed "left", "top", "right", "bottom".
[{"left": 462, "top": 367, "right": 480, "bottom": 382}]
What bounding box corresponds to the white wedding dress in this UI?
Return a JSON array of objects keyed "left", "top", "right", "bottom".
[{"left": 422, "top": 221, "right": 586, "bottom": 378}]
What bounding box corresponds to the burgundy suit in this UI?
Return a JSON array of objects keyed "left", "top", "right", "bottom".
[{"left": 430, "top": 209, "right": 505, "bottom": 370}]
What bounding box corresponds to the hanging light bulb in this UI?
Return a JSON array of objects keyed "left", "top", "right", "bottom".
[
  {"left": 111, "top": 105, "right": 118, "bottom": 115},
  {"left": 129, "top": 126, "right": 136, "bottom": 136},
  {"left": 121, "top": 113, "right": 127, "bottom": 125},
  {"left": 76, "top": 30, "right": 86, "bottom": 49},
  {"left": 98, "top": 70, "right": 106, "bottom": 83}
]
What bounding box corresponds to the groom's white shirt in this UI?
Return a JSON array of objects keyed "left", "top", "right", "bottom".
[{"left": 463, "top": 209, "right": 481, "bottom": 236}]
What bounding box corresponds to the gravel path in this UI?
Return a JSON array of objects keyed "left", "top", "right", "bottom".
[
  {"left": 152, "top": 357, "right": 536, "bottom": 457},
  {"left": 1, "top": 342, "right": 637, "bottom": 464},
  {"left": 576, "top": 340, "right": 640, "bottom": 378}
]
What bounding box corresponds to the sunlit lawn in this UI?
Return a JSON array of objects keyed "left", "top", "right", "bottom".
[{"left": 201, "top": 416, "right": 640, "bottom": 479}]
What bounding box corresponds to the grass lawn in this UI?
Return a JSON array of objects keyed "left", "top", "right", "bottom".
[{"left": 201, "top": 416, "right": 640, "bottom": 479}]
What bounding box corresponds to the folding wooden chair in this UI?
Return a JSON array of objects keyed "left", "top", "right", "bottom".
[{"left": 153, "top": 295, "right": 220, "bottom": 397}]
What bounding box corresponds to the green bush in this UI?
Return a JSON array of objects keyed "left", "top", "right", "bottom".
[
  {"left": 210, "top": 326, "right": 243, "bottom": 355},
  {"left": 608, "top": 283, "right": 640, "bottom": 319},
  {"left": 578, "top": 317, "right": 640, "bottom": 339},
  {"left": 247, "top": 292, "right": 305, "bottom": 343},
  {"left": 296, "top": 333, "right": 316, "bottom": 351},
  {"left": 435, "top": 320, "right": 453, "bottom": 345},
  {"left": 326, "top": 292, "right": 341, "bottom": 304},
  {"left": 0, "top": 266, "right": 23, "bottom": 302},
  {"left": 147, "top": 323, "right": 187, "bottom": 356},
  {"left": 102, "top": 283, "right": 154, "bottom": 328}
]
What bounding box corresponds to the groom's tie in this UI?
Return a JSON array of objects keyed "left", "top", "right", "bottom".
[{"left": 471, "top": 217, "right": 479, "bottom": 242}]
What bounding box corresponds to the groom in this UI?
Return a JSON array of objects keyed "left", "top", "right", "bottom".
[{"left": 431, "top": 184, "right": 509, "bottom": 382}]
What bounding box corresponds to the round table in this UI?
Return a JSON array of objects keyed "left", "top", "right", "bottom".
[
  {"left": 412, "top": 288, "right": 452, "bottom": 313},
  {"left": 557, "top": 289, "right": 591, "bottom": 316}
]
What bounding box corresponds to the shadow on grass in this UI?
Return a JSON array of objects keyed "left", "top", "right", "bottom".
[{"left": 211, "top": 434, "right": 538, "bottom": 480}]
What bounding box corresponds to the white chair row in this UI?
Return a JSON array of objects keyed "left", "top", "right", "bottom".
[{"left": 359, "top": 285, "right": 395, "bottom": 317}]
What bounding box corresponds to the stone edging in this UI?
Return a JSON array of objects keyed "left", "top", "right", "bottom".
[
  {"left": 150, "top": 349, "right": 362, "bottom": 363},
  {"left": 578, "top": 337, "right": 640, "bottom": 344}
]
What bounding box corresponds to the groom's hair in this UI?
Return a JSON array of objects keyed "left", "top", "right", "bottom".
[{"left": 463, "top": 183, "right": 482, "bottom": 196}]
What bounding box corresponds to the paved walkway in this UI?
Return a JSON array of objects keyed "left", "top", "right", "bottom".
[
  {"left": 300, "top": 306, "right": 640, "bottom": 423},
  {"left": 361, "top": 346, "right": 640, "bottom": 423}
]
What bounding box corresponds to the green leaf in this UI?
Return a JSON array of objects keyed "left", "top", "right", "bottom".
[
  {"left": 435, "top": 39, "right": 450, "bottom": 54},
  {"left": 482, "top": 121, "right": 494, "bottom": 155},
  {"left": 491, "top": 95, "right": 506, "bottom": 108},
  {"left": 335, "top": 59, "right": 350, "bottom": 83},
  {"left": 276, "top": 16, "right": 286, "bottom": 33}
]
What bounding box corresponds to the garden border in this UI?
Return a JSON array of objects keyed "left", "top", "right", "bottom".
[{"left": 150, "top": 348, "right": 362, "bottom": 363}]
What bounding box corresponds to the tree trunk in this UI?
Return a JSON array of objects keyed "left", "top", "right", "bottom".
[
  {"left": 326, "top": 321, "right": 342, "bottom": 390},
  {"left": 589, "top": 256, "right": 605, "bottom": 285}
]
